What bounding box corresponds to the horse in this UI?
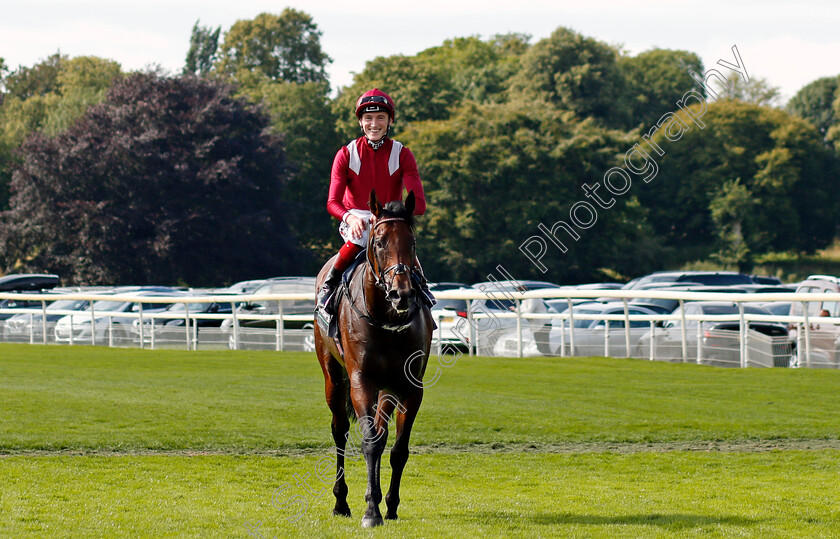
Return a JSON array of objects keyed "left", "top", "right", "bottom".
[{"left": 314, "top": 189, "right": 434, "bottom": 528}]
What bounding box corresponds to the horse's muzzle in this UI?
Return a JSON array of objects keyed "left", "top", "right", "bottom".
[{"left": 386, "top": 276, "right": 415, "bottom": 312}]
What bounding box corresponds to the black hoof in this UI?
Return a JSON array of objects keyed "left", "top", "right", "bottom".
[
  {"left": 361, "top": 515, "right": 384, "bottom": 528},
  {"left": 333, "top": 506, "right": 351, "bottom": 518},
  {"left": 385, "top": 512, "right": 398, "bottom": 520}
]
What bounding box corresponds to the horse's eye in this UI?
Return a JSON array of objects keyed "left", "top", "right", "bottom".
[{"left": 374, "top": 239, "right": 384, "bottom": 250}]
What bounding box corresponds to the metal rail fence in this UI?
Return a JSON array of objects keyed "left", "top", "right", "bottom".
[{"left": 1, "top": 289, "right": 839, "bottom": 368}]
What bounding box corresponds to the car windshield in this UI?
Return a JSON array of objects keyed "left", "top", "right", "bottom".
[
  {"left": 47, "top": 299, "right": 88, "bottom": 311},
  {"left": 701, "top": 305, "right": 770, "bottom": 315},
  {"left": 167, "top": 302, "right": 213, "bottom": 313},
  {"left": 434, "top": 299, "right": 467, "bottom": 311},
  {"left": 571, "top": 309, "right": 602, "bottom": 328},
  {"left": 91, "top": 300, "right": 127, "bottom": 311}
]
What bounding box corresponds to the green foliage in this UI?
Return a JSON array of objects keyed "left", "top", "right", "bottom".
[
  {"left": 0, "top": 72, "right": 305, "bottom": 285},
  {"left": 619, "top": 48, "right": 704, "bottom": 128},
  {"left": 401, "top": 100, "right": 652, "bottom": 283},
  {"left": 214, "top": 9, "right": 331, "bottom": 84},
  {"left": 719, "top": 73, "right": 782, "bottom": 107},
  {"left": 332, "top": 34, "right": 530, "bottom": 139},
  {"left": 183, "top": 19, "right": 220, "bottom": 76},
  {"left": 237, "top": 80, "right": 343, "bottom": 264},
  {"left": 0, "top": 55, "right": 122, "bottom": 211},
  {"left": 509, "top": 27, "right": 629, "bottom": 128},
  {"left": 786, "top": 74, "right": 840, "bottom": 140},
  {"left": 637, "top": 99, "right": 840, "bottom": 267},
  {"left": 709, "top": 178, "right": 754, "bottom": 270}
]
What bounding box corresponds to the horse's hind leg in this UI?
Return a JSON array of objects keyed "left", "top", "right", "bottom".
[
  {"left": 319, "top": 354, "right": 353, "bottom": 517},
  {"left": 385, "top": 391, "right": 422, "bottom": 520}
]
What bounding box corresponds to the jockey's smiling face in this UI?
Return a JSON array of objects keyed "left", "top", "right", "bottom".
[{"left": 359, "top": 111, "right": 392, "bottom": 142}]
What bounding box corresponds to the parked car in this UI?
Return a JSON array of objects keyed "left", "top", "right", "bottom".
[
  {"left": 628, "top": 284, "right": 750, "bottom": 314},
  {"left": 429, "top": 290, "right": 471, "bottom": 351},
  {"left": 2, "top": 297, "right": 90, "bottom": 342},
  {"left": 492, "top": 301, "right": 660, "bottom": 357},
  {"left": 467, "top": 280, "right": 562, "bottom": 353},
  {"left": 634, "top": 301, "right": 790, "bottom": 367},
  {"left": 0, "top": 274, "right": 61, "bottom": 321},
  {"left": 0, "top": 273, "right": 59, "bottom": 292},
  {"left": 54, "top": 290, "right": 187, "bottom": 345},
  {"left": 131, "top": 296, "right": 235, "bottom": 346},
  {"left": 623, "top": 271, "right": 755, "bottom": 289},
  {"left": 220, "top": 277, "right": 317, "bottom": 351}
]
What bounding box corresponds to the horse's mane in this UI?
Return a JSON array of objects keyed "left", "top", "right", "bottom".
[{"left": 380, "top": 201, "right": 415, "bottom": 231}]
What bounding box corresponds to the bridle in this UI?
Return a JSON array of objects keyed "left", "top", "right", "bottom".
[
  {"left": 366, "top": 217, "right": 419, "bottom": 294},
  {"left": 338, "top": 216, "right": 422, "bottom": 332}
]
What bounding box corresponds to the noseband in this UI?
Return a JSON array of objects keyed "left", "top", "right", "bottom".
[{"left": 367, "top": 217, "right": 418, "bottom": 293}]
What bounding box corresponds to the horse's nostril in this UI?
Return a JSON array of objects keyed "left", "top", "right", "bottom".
[{"left": 387, "top": 290, "right": 400, "bottom": 301}]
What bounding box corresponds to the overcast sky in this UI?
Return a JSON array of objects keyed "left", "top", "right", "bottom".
[{"left": 2, "top": 0, "right": 839, "bottom": 104}]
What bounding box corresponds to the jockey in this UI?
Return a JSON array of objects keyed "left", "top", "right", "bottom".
[{"left": 317, "top": 88, "right": 435, "bottom": 315}]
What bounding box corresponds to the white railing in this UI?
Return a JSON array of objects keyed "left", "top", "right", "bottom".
[{"left": 2, "top": 288, "right": 839, "bottom": 368}]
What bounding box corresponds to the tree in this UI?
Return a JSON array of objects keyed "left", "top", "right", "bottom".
[
  {"left": 214, "top": 10, "right": 331, "bottom": 84},
  {"left": 237, "top": 80, "right": 342, "bottom": 263},
  {"left": 508, "top": 27, "right": 629, "bottom": 128},
  {"left": 0, "top": 55, "right": 122, "bottom": 210},
  {"left": 719, "top": 74, "right": 782, "bottom": 107},
  {"left": 635, "top": 99, "right": 840, "bottom": 264},
  {"left": 0, "top": 72, "right": 304, "bottom": 285},
  {"left": 786, "top": 75, "right": 840, "bottom": 141},
  {"left": 399, "top": 101, "right": 651, "bottom": 283},
  {"left": 183, "top": 20, "right": 221, "bottom": 76},
  {"left": 709, "top": 178, "right": 755, "bottom": 271},
  {"left": 332, "top": 34, "right": 530, "bottom": 139},
  {"left": 3, "top": 52, "right": 65, "bottom": 100},
  {"left": 619, "top": 48, "right": 704, "bottom": 129}
]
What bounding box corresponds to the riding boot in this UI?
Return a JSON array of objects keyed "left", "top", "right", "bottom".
[
  {"left": 317, "top": 266, "right": 343, "bottom": 316},
  {"left": 411, "top": 272, "right": 437, "bottom": 308}
]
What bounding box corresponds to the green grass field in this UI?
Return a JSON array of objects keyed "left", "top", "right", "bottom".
[{"left": 2, "top": 344, "right": 839, "bottom": 537}]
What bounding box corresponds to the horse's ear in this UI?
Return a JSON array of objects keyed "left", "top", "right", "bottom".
[
  {"left": 405, "top": 190, "right": 415, "bottom": 216},
  {"left": 369, "top": 189, "right": 382, "bottom": 217}
]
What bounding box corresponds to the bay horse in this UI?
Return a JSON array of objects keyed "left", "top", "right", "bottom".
[{"left": 314, "top": 189, "right": 434, "bottom": 528}]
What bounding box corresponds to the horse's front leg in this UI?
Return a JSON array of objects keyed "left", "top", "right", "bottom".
[
  {"left": 385, "top": 390, "right": 421, "bottom": 520},
  {"left": 351, "top": 378, "right": 388, "bottom": 528}
]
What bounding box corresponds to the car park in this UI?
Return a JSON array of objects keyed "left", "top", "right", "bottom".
[
  {"left": 2, "top": 297, "right": 90, "bottom": 343},
  {"left": 492, "top": 301, "right": 660, "bottom": 357},
  {"left": 0, "top": 274, "right": 61, "bottom": 321},
  {"left": 429, "top": 291, "right": 471, "bottom": 352},
  {"left": 220, "top": 277, "right": 316, "bottom": 351},
  {"left": 634, "top": 301, "right": 790, "bottom": 367},
  {"left": 131, "top": 295, "right": 235, "bottom": 348},
  {"left": 788, "top": 275, "right": 840, "bottom": 368},
  {"left": 54, "top": 290, "right": 188, "bottom": 346},
  {"left": 623, "top": 271, "right": 755, "bottom": 289}
]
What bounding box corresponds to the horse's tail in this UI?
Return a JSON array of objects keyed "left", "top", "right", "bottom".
[{"left": 343, "top": 368, "right": 357, "bottom": 423}]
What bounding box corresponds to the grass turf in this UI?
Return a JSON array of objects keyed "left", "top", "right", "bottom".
[
  {"left": 2, "top": 343, "right": 840, "bottom": 537},
  {"left": 1, "top": 344, "right": 839, "bottom": 451},
  {"left": 2, "top": 452, "right": 839, "bottom": 537}
]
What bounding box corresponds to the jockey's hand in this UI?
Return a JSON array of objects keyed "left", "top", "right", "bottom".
[{"left": 346, "top": 214, "right": 367, "bottom": 240}]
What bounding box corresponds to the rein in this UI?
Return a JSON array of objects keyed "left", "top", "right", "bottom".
[{"left": 343, "top": 216, "right": 421, "bottom": 332}]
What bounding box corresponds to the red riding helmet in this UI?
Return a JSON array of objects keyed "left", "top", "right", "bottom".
[{"left": 355, "top": 89, "right": 396, "bottom": 120}]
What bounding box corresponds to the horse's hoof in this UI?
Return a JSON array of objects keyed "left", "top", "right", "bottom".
[
  {"left": 333, "top": 507, "right": 351, "bottom": 518},
  {"left": 361, "top": 515, "right": 384, "bottom": 528},
  {"left": 385, "top": 512, "right": 398, "bottom": 520}
]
